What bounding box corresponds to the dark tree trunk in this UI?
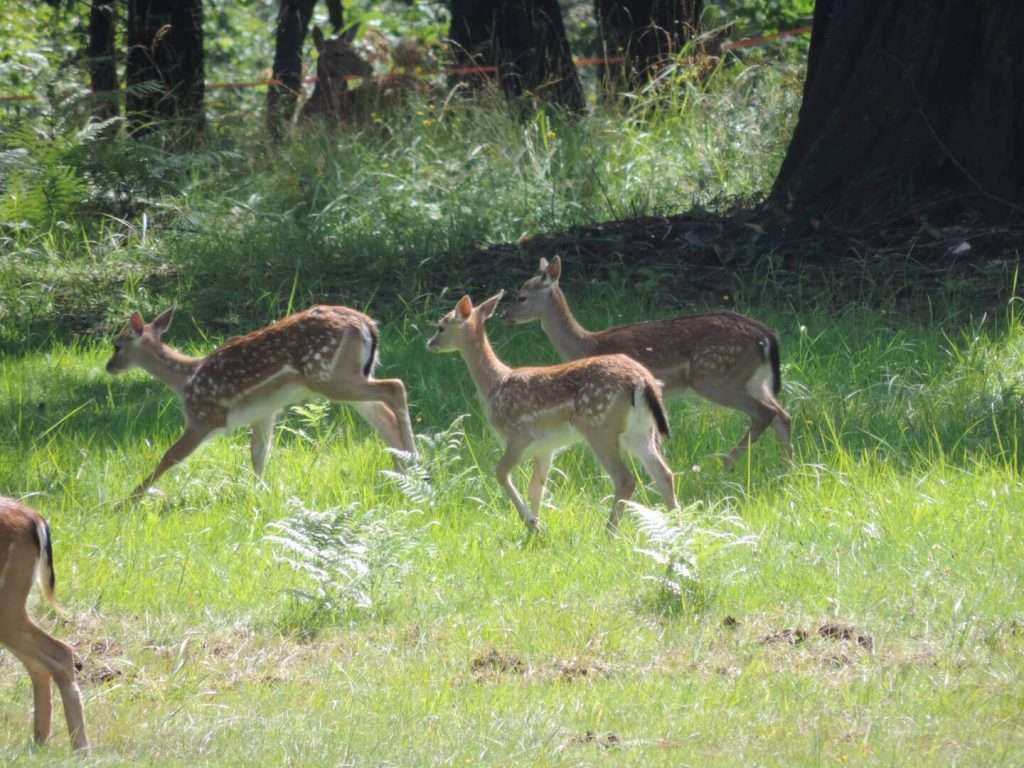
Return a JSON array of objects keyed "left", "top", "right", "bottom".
[
  {"left": 87, "top": 0, "right": 119, "bottom": 122},
  {"left": 448, "top": 0, "right": 497, "bottom": 89},
  {"left": 125, "top": 0, "right": 205, "bottom": 138},
  {"left": 595, "top": 0, "right": 703, "bottom": 92},
  {"left": 448, "top": 0, "right": 584, "bottom": 113},
  {"left": 267, "top": 0, "right": 317, "bottom": 141},
  {"left": 770, "top": 0, "right": 1024, "bottom": 228},
  {"left": 495, "top": 0, "right": 585, "bottom": 112}
]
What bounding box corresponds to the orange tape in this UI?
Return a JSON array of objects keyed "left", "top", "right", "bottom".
[{"left": 0, "top": 24, "right": 810, "bottom": 103}]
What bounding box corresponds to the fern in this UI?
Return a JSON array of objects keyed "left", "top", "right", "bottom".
[
  {"left": 264, "top": 498, "right": 418, "bottom": 613},
  {"left": 382, "top": 414, "right": 476, "bottom": 510},
  {"left": 629, "top": 500, "right": 759, "bottom": 610}
]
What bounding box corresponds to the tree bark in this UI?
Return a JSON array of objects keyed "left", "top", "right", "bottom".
[
  {"left": 87, "top": 0, "right": 119, "bottom": 122},
  {"left": 267, "top": 0, "right": 318, "bottom": 141},
  {"left": 770, "top": 0, "right": 1024, "bottom": 227},
  {"left": 595, "top": 0, "right": 703, "bottom": 93},
  {"left": 448, "top": 0, "right": 584, "bottom": 113},
  {"left": 125, "top": 0, "right": 205, "bottom": 138}
]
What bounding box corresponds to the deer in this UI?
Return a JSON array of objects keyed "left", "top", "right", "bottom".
[
  {"left": 0, "top": 497, "right": 89, "bottom": 751},
  {"left": 427, "top": 292, "right": 677, "bottom": 532},
  {"left": 299, "top": 25, "right": 374, "bottom": 124},
  {"left": 106, "top": 306, "right": 417, "bottom": 496},
  {"left": 504, "top": 255, "right": 791, "bottom": 469}
]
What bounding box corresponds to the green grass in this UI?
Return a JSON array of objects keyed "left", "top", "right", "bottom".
[{"left": 1, "top": 290, "right": 1023, "bottom": 766}]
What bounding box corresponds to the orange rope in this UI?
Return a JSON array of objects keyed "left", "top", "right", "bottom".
[{"left": 0, "top": 24, "right": 811, "bottom": 103}]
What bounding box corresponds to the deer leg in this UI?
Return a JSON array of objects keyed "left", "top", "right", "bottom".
[
  {"left": 316, "top": 376, "right": 418, "bottom": 462},
  {"left": 14, "top": 649, "right": 53, "bottom": 745},
  {"left": 133, "top": 426, "right": 211, "bottom": 496},
  {"left": 495, "top": 439, "right": 537, "bottom": 531},
  {"left": 250, "top": 413, "right": 277, "bottom": 477},
  {"left": 32, "top": 627, "right": 88, "bottom": 751},
  {"left": 622, "top": 427, "right": 678, "bottom": 510},
  {"left": 527, "top": 452, "right": 553, "bottom": 522},
  {"left": 583, "top": 430, "right": 637, "bottom": 532},
  {"left": 350, "top": 401, "right": 408, "bottom": 470}
]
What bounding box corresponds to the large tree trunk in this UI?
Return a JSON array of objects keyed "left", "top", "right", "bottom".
[
  {"left": 125, "top": 0, "right": 205, "bottom": 138},
  {"left": 770, "top": 0, "right": 1024, "bottom": 228},
  {"left": 595, "top": 0, "right": 703, "bottom": 93},
  {"left": 87, "top": 0, "right": 119, "bottom": 122},
  {"left": 267, "top": 0, "right": 317, "bottom": 141},
  {"left": 448, "top": 0, "right": 584, "bottom": 113}
]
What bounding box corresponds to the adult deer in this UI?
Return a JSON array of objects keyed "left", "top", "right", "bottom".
[
  {"left": 428, "top": 292, "right": 677, "bottom": 532},
  {"left": 0, "top": 497, "right": 88, "bottom": 751},
  {"left": 505, "top": 256, "right": 791, "bottom": 469},
  {"left": 107, "top": 306, "right": 417, "bottom": 496},
  {"left": 299, "top": 25, "right": 374, "bottom": 124},
  {"left": 299, "top": 24, "right": 376, "bottom": 124}
]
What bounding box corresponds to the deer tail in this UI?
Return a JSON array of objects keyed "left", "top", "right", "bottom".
[
  {"left": 639, "top": 381, "right": 670, "bottom": 439},
  {"left": 32, "top": 518, "right": 58, "bottom": 609}
]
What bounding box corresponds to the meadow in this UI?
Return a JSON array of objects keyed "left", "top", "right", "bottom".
[{"left": 1, "top": 10, "right": 1023, "bottom": 765}]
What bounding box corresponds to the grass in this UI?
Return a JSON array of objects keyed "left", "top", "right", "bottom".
[
  {"left": 1, "top": 288, "right": 1023, "bottom": 766},
  {"left": 1, "top": 13, "right": 1021, "bottom": 763}
]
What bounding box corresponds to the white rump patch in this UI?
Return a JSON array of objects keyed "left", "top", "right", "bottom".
[
  {"left": 360, "top": 324, "right": 377, "bottom": 377},
  {"left": 745, "top": 362, "right": 775, "bottom": 400}
]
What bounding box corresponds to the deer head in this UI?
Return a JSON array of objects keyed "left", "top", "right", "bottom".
[
  {"left": 312, "top": 25, "right": 373, "bottom": 85},
  {"left": 426, "top": 292, "right": 504, "bottom": 352},
  {"left": 504, "top": 256, "right": 561, "bottom": 324},
  {"left": 106, "top": 308, "right": 175, "bottom": 374}
]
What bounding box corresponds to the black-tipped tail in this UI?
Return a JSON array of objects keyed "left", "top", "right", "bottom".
[
  {"left": 363, "top": 324, "right": 379, "bottom": 378},
  {"left": 31, "top": 518, "right": 57, "bottom": 602},
  {"left": 768, "top": 336, "right": 781, "bottom": 396},
  {"left": 642, "top": 382, "right": 671, "bottom": 439}
]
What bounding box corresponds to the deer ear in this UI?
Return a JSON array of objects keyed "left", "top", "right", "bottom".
[
  {"left": 456, "top": 295, "right": 473, "bottom": 320},
  {"left": 341, "top": 22, "right": 359, "bottom": 44},
  {"left": 312, "top": 26, "right": 326, "bottom": 52},
  {"left": 538, "top": 257, "right": 549, "bottom": 274},
  {"left": 152, "top": 307, "right": 175, "bottom": 335},
  {"left": 546, "top": 255, "right": 561, "bottom": 281},
  {"left": 129, "top": 312, "right": 144, "bottom": 336},
  {"left": 477, "top": 291, "right": 504, "bottom": 321}
]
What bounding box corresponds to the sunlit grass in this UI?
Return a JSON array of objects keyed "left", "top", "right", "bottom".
[{"left": 1, "top": 291, "right": 1023, "bottom": 766}]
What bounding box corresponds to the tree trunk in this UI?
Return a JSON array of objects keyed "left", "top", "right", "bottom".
[
  {"left": 87, "top": 0, "right": 119, "bottom": 122},
  {"left": 497, "top": 0, "right": 584, "bottom": 112},
  {"left": 595, "top": 0, "right": 703, "bottom": 93},
  {"left": 770, "top": 0, "right": 1024, "bottom": 228},
  {"left": 448, "top": 0, "right": 497, "bottom": 90},
  {"left": 448, "top": 0, "right": 585, "bottom": 113},
  {"left": 267, "top": 0, "right": 317, "bottom": 141},
  {"left": 125, "top": 0, "right": 205, "bottom": 138}
]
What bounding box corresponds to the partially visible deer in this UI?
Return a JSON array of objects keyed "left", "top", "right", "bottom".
[
  {"left": 299, "top": 25, "right": 374, "bottom": 124},
  {"left": 106, "top": 306, "right": 417, "bottom": 496},
  {"left": 428, "top": 292, "right": 677, "bottom": 532},
  {"left": 0, "top": 497, "right": 88, "bottom": 751},
  {"left": 504, "top": 256, "right": 791, "bottom": 469}
]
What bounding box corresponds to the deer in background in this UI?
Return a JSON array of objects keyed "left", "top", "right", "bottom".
[
  {"left": 106, "top": 306, "right": 417, "bottom": 496},
  {"left": 0, "top": 497, "right": 89, "bottom": 751},
  {"left": 299, "top": 25, "right": 374, "bottom": 124},
  {"left": 428, "top": 292, "right": 677, "bottom": 532},
  {"left": 504, "top": 256, "right": 791, "bottom": 469}
]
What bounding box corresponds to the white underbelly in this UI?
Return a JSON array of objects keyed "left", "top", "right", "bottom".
[
  {"left": 522, "top": 423, "right": 582, "bottom": 459},
  {"left": 225, "top": 382, "right": 313, "bottom": 429}
]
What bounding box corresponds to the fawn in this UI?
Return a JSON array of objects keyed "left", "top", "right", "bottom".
[
  {"left": 107, "top": 306, "right": 417, "bottom": 496},
  {"left": 504, "top": 256, "right": 791, "bottom": 468},
  {"left": 0, "top": 497, "right": 88, "bottom": 751},
  {"left": 428, "top": 292, "right": 677, "bottom": 532}
]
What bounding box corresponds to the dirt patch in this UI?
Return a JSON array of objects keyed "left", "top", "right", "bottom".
[
  {"left": 552, "top": 658, "right": 609, "bottom": 681},
  {"left": 818, "top": 622, "right": 874, "bottom": 652},
  {"left": 570, "top": 731, "right": 621, "bottom": 750},
  {"left": 471, "top": 648, "right": 524, "bottom": 677},
  {"left": 761, "top": 623, "right": 874, "bottom": 653},
  {"left": 722, "top": 615, "right": 739, "bottom": 629},
  {"left": 761, "top": 628, "right": 808, "bottom": 645}
]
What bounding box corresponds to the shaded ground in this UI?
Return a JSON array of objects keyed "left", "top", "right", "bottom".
[{"left": 465, "top": 204, "right": 1024, "bottom": 312}]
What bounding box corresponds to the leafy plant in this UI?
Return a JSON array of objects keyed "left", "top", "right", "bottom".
[
  {"left": 382, "top": 414, "right": 477, "bottom": 510},
  {"left": 630, "top": 499, "right": 759, "bottom": 611},
  {"left": 264, "top": 497, "right": 418, "bottom": 615}
]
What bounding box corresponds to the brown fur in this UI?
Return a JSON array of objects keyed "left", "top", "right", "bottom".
[{"left": 0, "top": 498, "right": 88, "bottom": 750}]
